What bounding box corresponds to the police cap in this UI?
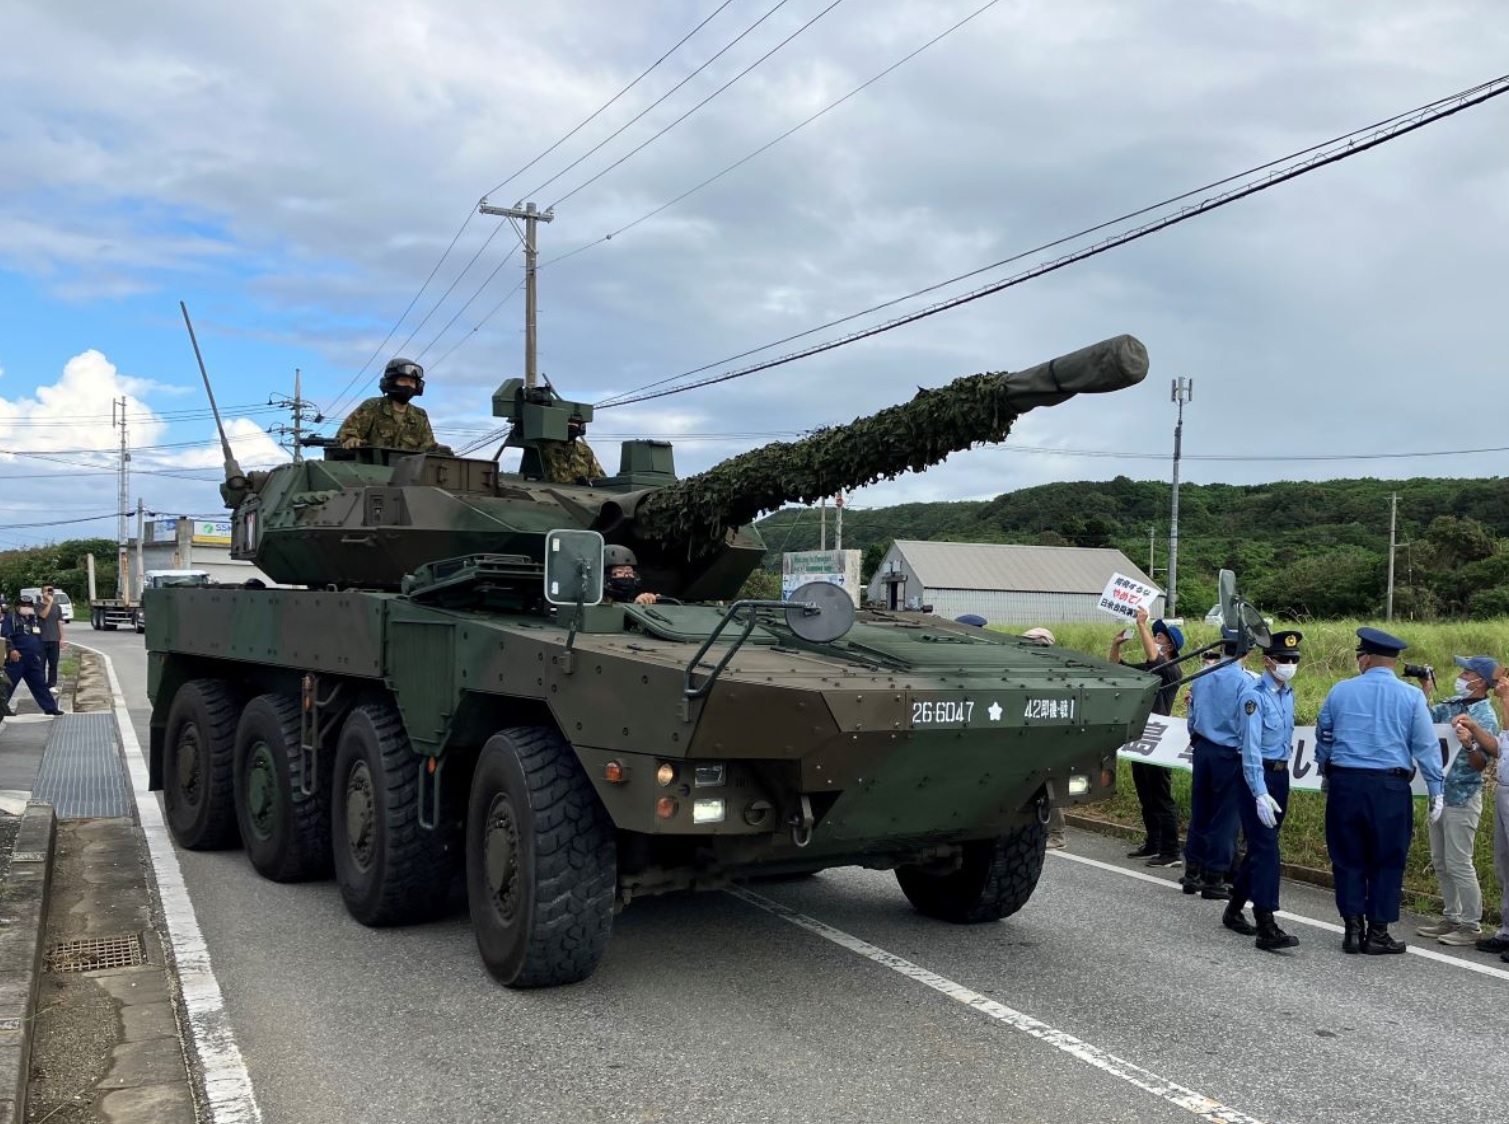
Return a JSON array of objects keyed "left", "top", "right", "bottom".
[
  {"left": 16, "top": 593, "right": 34, "bottom": 605},
  {"left": 1355, "top": 626, "right": 1407, "bottom": 657},
  {"left": 1264, "top": 630, "right": 1303, "bottom": 658}
]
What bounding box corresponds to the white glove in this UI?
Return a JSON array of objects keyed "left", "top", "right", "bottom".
[
  {"left": 1428, "top": 794, "right": 1444, "bottom": 825},
  {"left": 1255, "top": 793, "right": 1282, "bottom": 829}
]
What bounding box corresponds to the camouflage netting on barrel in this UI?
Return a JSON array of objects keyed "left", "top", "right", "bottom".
[{"left": 634, "top": 334, "right": 1148, "bottom": 554}]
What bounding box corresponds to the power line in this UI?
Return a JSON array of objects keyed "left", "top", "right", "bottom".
[
  {"left": 546, "top": 0, "right": 848, "bottom": 209},
  {"left": 320, "top": 0, "right": 746, "bottom": 419},
  {"left": 482, "top": 0, "right": 743, "bottom": 200},
  {"left": 519, "top": 0, "right": 798, "bottom": 203},
  {"left": 413, "top": 245, "right": 522, "bottom": 364},
  {"left": 544, "top": 0, "right": 1007, "bottom": 269},
  {"left": 596, "top": 73, "right": 1509, "bottom": 410},
  {"left": 425, "top": 282, "right": 525, "bottom": 373}
]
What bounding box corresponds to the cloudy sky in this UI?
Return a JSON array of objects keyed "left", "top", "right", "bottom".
[{"left": 1, "top": 0, "right": 1506, "bottom": 549}]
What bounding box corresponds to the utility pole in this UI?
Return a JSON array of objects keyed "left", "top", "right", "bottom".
[
  {"left": 1168, "top": 377, "right": 1192, "bottom": 617},
  {"left": 478, "top": 200, "right": 554, "bottom": 388},
  {"left": 835, "top": 492, "right": 844, "bottom": 552},
  {"left": 1386, "top": 492, "right": 1398, "bottom": 622},
  {"left": 134, "top": 499, "right": 145, "bottom": 603},
  {"left": 1148, "top": 525, "right": 1156, "bottom": 577},
  {"left": 112, "top": 397, "right": 130, "bottom": 549},
  {"left": 269, "top": 368, "right": 322, "bottom": 462},
  {"left": 819, "top": 496, "right": 827, "bottom": 551}
]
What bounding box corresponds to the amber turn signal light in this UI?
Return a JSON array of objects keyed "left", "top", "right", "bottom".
[
  {"left": 655, "top": 797, "right": 678, "bottom": 819},
  {"left": 604, "top": 760, "right": 626, "bottom": 784}
]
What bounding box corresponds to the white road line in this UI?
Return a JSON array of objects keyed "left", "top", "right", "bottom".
[
  {"left": 729, "top": 886, "right": 1271, "bottom": 1124},
  {"left": 1051, "top": 851, "right": 1509, "bottom": 982},
  {"left": 75, "top": 641, "right": 263, "bottom": 1124}
]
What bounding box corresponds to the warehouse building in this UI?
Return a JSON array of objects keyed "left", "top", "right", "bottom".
[{"left": 866, "top": 540, "right": 1162, "bottom": 623}]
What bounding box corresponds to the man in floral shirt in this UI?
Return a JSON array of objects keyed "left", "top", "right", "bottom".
[{"left": 1417, "top": 655, "right": 1497, "bottom": 945}]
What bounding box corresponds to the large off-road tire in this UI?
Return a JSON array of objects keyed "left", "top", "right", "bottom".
[
  {"left": 90, "top": 608, "right": 102, "bottom": 630},
  {"left": 233, "top": 693, "right": 331, "bottom": 882},
  {"left": 331, "top": 702, "right": 457, "bottom": 926},
  {"left": 896, "top": 820, "right": 1048, "bottom": 923},
  {"left": 163, "top": 679, "right": 241, "bottom": 850},
  {"left": 466, "top": 727, "right": 617, "bottom": 988}
]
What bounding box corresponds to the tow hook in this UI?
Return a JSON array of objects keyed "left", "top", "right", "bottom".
[{"left": 789, "top": 794, "right": 815, "bottom": 848}]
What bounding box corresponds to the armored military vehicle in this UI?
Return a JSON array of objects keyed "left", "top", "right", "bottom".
[{"left": 147, "top": 332, "right": 1167, "bottom": 988}]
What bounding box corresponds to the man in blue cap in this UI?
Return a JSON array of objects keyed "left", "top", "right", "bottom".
[
  {"left": 1316, "top": 627, "right": 1444, "bottom": 954},
  {"left": 1412, "top": 655, "right": 1497, "bottom": 946},
  {"left": 1223, "top": 630, "right": 1303, "bottom": 951},
  {"left": 1181, "top": 627, "right": 1252, "bottom": 898},
  {"left": 1110, "top": 606, "right": 1183, "bottom": 866}
]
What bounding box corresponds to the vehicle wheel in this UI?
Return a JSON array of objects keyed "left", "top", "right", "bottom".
[
  {"left": 331, "top": 702, "right": 457, "bottom": 926},
  {"left": 466, "top": 727, "right": 616, "bottom": 988},
  {"left": 163, "top": 679, "right": 241, "bottom": 850},
  {"left": 233, "top": 693, "right": 331, "bottom": 882},
  {"left": 90, "top": 609, "right": 102, "bottom": 630},
  {"left": 896, "top": 820, "right": 1048, "bottom": 923}
]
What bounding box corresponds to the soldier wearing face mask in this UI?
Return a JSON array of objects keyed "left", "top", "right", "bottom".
[
  {"left": 602, "top": 545, "right": 659, "bottom": 606},
  {"left": 337, "top": 358, "right": 450, "bottom": 453},
  {"left": 1222, "top": 630, "right": 1302, "bottom": 951}
]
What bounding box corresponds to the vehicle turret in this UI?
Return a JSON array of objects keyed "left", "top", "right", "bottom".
[{"left": 221, "top": 334, "right": 1149, "bottom": 598}]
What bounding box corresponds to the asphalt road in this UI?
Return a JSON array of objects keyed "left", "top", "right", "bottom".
[{"left": 77, "top": 628, "right": 1509, "bottom": 1124}]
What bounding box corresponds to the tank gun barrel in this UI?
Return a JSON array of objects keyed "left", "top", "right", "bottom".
[
  {"left": 633, "top": 334, "right": 1148, "bottom": 552},
  {"left": 180, "top": 300, "right": 249, "bottom": 508}
]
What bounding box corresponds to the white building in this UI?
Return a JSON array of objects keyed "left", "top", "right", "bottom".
[{"left": 866, "top": 540, "right": 1163, "bottom": 623}]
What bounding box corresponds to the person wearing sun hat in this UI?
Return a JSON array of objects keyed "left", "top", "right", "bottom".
[
  {"left": 1110, "top": 607, "right": 1184, "bottom": 867},
  {"left": 1316, "top": 626, "right": 1445, "bottom": 955},
  {"left": 1411, "top": 654, "right": 1497, "bottom": 946}
]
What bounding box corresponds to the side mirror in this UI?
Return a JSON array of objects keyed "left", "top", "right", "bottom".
[{"left": 544, "top": 529, "right": 604, "bottom": 607}]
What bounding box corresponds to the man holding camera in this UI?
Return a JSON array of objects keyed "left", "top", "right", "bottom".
[
  {"left": 1448, "top": 671, "right": 1509, "bottom": 962},
  {"left": 1316, "top": 628, "right": 1444, "bottom": 955},
  {"left": 1413, "top": 655, "right": 1497, "bottom": 946}
]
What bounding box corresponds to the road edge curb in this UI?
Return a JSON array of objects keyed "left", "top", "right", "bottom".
[{"left": 0, "top": 802, "right": 57, "bottom": 1124}]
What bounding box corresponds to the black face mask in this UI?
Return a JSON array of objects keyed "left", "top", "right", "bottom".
[
  {"left": 605, "top": 575, "right": 641, "bottom": 601},
  {"left": 387, "top": 387, "right": 416, "bottom": 404}
]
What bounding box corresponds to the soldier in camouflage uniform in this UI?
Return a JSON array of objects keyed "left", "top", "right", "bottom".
[
  {"left": 338, "top": 358, "right": 450, "bottom": 453},
  {"left": 537, "top": 413, "right": 605, "bottom": 484}
]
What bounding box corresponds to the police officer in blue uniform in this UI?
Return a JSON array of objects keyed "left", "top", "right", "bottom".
[
  {"left": 1317, "top": 627, "right": 1443, "bottom": 954},
  {"left": 1223, "top": 630, "right": 1303, "bottom": 950},
  {"left": 1, "top": 595, "right": 64, "bottom": 716},
  {"left": 1182, "top": 628, "right": 1251, "bottom": 899}
]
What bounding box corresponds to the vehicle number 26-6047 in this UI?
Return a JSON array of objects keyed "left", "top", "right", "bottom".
[{"left": 911, "top": 699, "right": 974, "bottom": 725}]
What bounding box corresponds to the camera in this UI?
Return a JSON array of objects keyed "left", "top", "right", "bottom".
[{"left": 1403, "top": 663, "right": 1434, "bottom": 681}]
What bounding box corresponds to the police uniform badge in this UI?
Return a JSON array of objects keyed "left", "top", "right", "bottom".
[{"left": 1244, "top": 699, "right": 1257, "bottom": 715}]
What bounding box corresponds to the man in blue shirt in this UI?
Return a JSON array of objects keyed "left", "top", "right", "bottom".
[
  {"left": 1182, "top": 629, "right": 1252, "bottom": 900},
  {"left": 1223, "top": 631, "right": 1302, "bottom": 951},
  {"left": 1316, "top": 627, "right": 1444, "bottom": 954}
]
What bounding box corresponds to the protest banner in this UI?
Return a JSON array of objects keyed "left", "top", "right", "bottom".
[
  {"left": 1096, "top": 571, "right": 1162, "bottom": 622},
  {"left": 1116, "top": 715, "right": 1462, "bottom": 798}
]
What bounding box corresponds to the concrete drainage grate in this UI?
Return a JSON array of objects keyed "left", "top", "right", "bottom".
[{"left": 44, "top": 934, "right": 148, "bottom": 974}]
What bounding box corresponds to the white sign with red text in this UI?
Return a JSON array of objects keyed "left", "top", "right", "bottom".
[{"left": 1116, "top": 716, "right": 1462, "bottom": 798}]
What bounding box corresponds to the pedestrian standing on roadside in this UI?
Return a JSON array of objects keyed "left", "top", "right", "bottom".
[
  {"left": 1110, "top": 606, "right": 1183, "bottom": 867},
  {"left": 1223, "top": 631, "right": 1303, "bottom": 951},
  {"left": 1316, "top": 627, "right": 1443, "bottom": 955},
  {"left": 1413, "top": 655, "right": 1497, "bottom": 947},
  {"left": 1449, "top": 670, "right": 1509, "bottom": 963},
  {"left": 1, "top": 595, "right": 64, "bottom": 716},
  {"left": 1182, "top": 629, "right": 1251, "bottom": 899},
  {"left": 38, "top": 584, "right": 64, "bottom": 693}
]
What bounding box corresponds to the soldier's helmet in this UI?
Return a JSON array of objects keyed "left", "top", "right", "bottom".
[
  {"left": 379, "top": 358, "right": 425, "bottom": 399},
  {"left": 603, "top": 545, "right": 638, "bottom": 571}
]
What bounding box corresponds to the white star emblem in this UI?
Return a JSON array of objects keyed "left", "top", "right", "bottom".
[{"left": 987, "top": 701, "right": 1003, "bottom": 721}]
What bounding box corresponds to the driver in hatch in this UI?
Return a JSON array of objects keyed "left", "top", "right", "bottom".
[{"left": 603, "top": 545, "right": 659, "bottom": 606}]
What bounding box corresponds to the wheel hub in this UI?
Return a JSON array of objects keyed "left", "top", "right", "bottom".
[
  {"left": 345, "top": 761, "right": 375, "bottom": 870},
  {"left": 483, "top": 794, "right": 521, "bottom": 923},
  {"left": 245, "top": 740, "right": 279, "bottom": 841},
  {"left": 176, "top": 727, "right": 202, "bottom": 807}
]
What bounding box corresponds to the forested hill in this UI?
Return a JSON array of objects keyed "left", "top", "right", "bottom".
[{"left": 753, "top": 476, "right": 1509, "bottom": 620}]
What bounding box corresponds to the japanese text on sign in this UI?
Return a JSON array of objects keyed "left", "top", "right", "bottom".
[{"left": 1096, "top": 571, "right": 1162, "bottom": 620}]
